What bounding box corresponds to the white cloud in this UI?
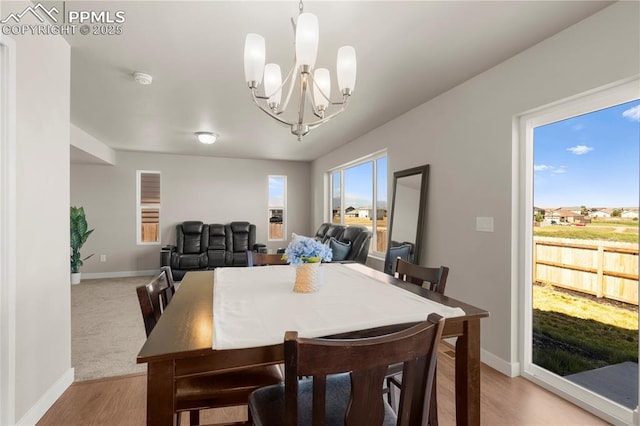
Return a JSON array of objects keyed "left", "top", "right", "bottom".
[
  {"left": 622, "top": 105, "right": 640, "bottom": 122},
  {"left": 534, "top": 164, "right": 551, "bottom": 171},
  {"left": 572, "top": 124, "right": 584, "bottom": 131},
  {"left": 552, "top": 166, "right": 567, "bottom": 174},
  {"left": 567, "top": 145, "right": 593, "bottom": 155}
]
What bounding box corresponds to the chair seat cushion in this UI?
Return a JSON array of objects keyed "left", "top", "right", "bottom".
[
  {"left": 249, "top": 373, "right": 397, "bottom": 426},
  {"left": 178, "top": 253, "right": 207, "bottom": 269}
]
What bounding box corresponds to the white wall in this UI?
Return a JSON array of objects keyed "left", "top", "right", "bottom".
[
  {"left": 12, "top": 10, "right": 72, "bottom": 423},
  {"left": 71, "top": 151, "right": 311, "bottom": 275},
  {"left": 311, "top": 2, "right": 640, "bottom": 367}
]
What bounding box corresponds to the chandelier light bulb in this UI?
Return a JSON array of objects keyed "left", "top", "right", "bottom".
[
  {"left": 244, "top": 33, "right": 266, "bottom": 87},
  {"left": 337, "top": 46, "right": 357, "bottom": 93},
  {"left": 295, "top": 13, "right": 319, "bottom": 69},
  {"left": 264, "top": 63, "right": 283, "bottom": 108},
  {"left": 313, "top": 68, "right": 331, "bottom": 111}
]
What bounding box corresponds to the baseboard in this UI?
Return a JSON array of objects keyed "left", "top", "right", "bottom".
[
  {"left": 443, "top": 338, "right": 520, "bottom": 378},
  {"left": 481, "top": 348, "right": 520, "bottom": 377},
  {"left": 82, "top": 270, "right": 157, "bottom": 279},
  {"left": 16, "top": 367, "right": 74, "bottom": 426}
]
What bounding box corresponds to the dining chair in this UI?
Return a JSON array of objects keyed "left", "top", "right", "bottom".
[
  {"left": 248, "top": 314, "right": 445, "bottom": 426},
  {"left": 136, "top": 274, "right": 283, "bottom": 426},
  {"left": 395, "top": 259, "right": 449, "bottom": 294},
  {"left": 386, "top": 259, "right": 450, "bottom": 425},
  {"left": 247, "top": 251, "right": 288, "bottom": 266},
  {"left": 136, "top": 271, "right": 174, "bottom": 336},
  {"left": 160, "top": 265, "right": 180, "bottom": 292}
]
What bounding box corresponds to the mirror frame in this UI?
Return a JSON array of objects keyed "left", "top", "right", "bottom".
[{"left": 386, "top": 164, "right": 430, "bottom": 265}]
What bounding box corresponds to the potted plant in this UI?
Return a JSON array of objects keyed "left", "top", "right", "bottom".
[{"left": 70, "top": 206, "right": 94, "bottom": 284}]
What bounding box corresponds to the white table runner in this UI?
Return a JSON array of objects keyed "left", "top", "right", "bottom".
[{"left": 213, "top": 263, "right": 465, "bottom": 350}]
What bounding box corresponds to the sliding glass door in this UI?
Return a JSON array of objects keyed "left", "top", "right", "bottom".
[{"left": 519, "top": 80, "right": 639, "bottom": 425}]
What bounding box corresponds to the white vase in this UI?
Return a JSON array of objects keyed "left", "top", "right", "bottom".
[
  {"left": 293, "top": 262, "right": 324, "bottom": 293},
  {"left": 71, "top": 272, "right": 82, "bottom": 285}
]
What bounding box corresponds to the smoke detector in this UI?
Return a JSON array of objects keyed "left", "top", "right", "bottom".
[{"left": 133, "top": 72, "right": 153, "bottom": 85}]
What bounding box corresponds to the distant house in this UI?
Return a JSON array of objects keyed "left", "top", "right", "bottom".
[
  {"left": 533, "top": 207, "right": 546, "bottom": 218},
  {"left": 345, "top": 208, "right": 359, "bottom": 218},
  {"left": 357, "top": 208, "right": 370, "bottom": 218},
  {"left": 564, "top": 206, "right": 584, "bottom": 215},
  {"left": 547, "top": 208, "right": 583, "bottom": 223},
  {"left": 621, "top": 210, "right": 639, "bottom": 219},
  {"left": 591, "top": 209, "right": 612, "bottom": 218}
]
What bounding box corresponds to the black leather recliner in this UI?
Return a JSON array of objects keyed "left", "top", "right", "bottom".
[
  {"left": 207, "top": 224, "right": 229, "bottom": 268},
  {"left": 226, "top": 222, "right": 256, "bottom": 266},
  {"left": 313, "top": 223, "right": 372, "bottom": 265},
  {"left": 340, "top": 227, "right": 372, "bottom": 264},
  {"left": 162, "top": 221, "right": 261, "bottom": 280},
  {"left": 169, "top": 221, "right": 209, "bottom": 280},
  {"left": 321, "top": 224, "right": 346, "bottom": 243},
  {"left": 314, "top": 223, "right": 332, "bottom": 241}
]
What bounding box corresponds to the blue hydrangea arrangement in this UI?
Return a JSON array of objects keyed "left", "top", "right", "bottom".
[{"left": 284, "top": 234, "right": 333, "bottom": 266}]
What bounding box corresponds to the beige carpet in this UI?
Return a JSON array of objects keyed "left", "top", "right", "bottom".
[{"left": 71, "top": 276, "right": 153, "bottom": 381}]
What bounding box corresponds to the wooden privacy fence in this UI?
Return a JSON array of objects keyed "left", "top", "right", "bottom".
[
  {"left": 534, "top": 236, "right": 638, "bottom": 305},
  {"left": 269, "top": 223, "right": 283, "bottom": 240}
]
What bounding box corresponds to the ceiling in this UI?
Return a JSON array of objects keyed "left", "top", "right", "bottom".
[{"left": 62, "top": 1, "right": 613, "bottom": 163}]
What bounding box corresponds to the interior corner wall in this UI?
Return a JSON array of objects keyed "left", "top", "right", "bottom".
[
  {"left": 311, "top": 2, "right": 640, "bottom": 366},
  {"left": 70, "top": 151, "right": 311, "bottom": 275},
  {"left": 13, "top": 17, "right": 71, "bottom": 422}
]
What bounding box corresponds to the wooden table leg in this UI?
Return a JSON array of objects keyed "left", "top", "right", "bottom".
[
  {"left": 455, "top": 318, "right": 481, "bottom": 426},
  {"left": 147, "top": 360, "right": 176, "bottom": 426}
]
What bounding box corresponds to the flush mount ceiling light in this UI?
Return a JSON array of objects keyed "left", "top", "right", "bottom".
[
  {"left": 196, "top": 132, "right": 218, "bottom": 144},
  {"left": 244, "top": 0, "right": 356, "bottom": 141},
  {"left": 132, "top": 72, "right": 153, "bottom": 85}
]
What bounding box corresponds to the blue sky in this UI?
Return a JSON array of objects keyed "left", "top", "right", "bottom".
[
  {"left": 534, "top": 100, "right": 640, "bottom": 208},
  {"left": 268, "top": 176, "right": 284, "bottom": 206},
  {"left": 333, "top": 157, "right": 387, "bottom": 208}
]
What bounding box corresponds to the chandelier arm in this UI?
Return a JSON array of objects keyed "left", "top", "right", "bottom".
[
  {"left": 250, "top": 89, "right": 295, "bottom": 127},
  {"left": 279, "top": 61, "right": 298, "bottom": 113},
  {"left": 305, "top": 96, "right": 351, "bottom": 129}
]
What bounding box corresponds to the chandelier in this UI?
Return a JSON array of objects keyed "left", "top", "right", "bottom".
[{"left": 243, "top": 1, "right": 356, "bottom": 141}]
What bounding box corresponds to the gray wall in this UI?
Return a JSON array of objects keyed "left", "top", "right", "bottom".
[
  {"left": 311, "top": 2, "right": 640, "bottom": 368},
  {"left": 13, "top": 14, "right": 72, "bottom": 421},
  {"left": 71, "top": 151, "right": 311, "bottom": 274}
]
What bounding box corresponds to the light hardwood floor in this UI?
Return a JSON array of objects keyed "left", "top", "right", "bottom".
[{"left": 37, "top": 345, "right": 609, "bottom": 426}]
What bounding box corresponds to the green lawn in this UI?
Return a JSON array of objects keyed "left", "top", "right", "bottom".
[
  {"left": 532, "top": 284, "right": 638, "bottom": 376},
  {"left": 534, "top": 225, "right": 638, "bottom": 243},
  {"left": 591, "top": 219, "right": 639, "bottom": 227}
]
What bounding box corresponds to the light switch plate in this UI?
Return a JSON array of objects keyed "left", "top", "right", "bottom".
[{"left": 476, "top": 217, "right": 494, "bottom": 232}]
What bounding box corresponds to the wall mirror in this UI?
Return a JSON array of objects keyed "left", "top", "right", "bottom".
[{"left": 384, "top": 164, "right": 429, "bottom": 274}]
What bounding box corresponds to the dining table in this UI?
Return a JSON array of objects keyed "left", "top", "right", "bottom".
[{"left": 137, "top": 262, "right": 489, "bottom": 426}]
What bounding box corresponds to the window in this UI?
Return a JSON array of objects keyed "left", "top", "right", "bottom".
[
  {"left": 268, "top": 175, "right": 286, "bottom": 241},
  {"left": 328, "top": 152, "right": 388, "bottom": 255},
  {"left": 137, "top": 171, "right": 160, "bottom": 244}
]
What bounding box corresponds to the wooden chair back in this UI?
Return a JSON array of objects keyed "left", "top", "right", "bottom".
[
  {"left": 160, "top": 265, "right": 178, "bottom": 293},
  {"left": 284, "top": 314, "right": 445, "bottom": 426},
  {"left": 247, "top": 251, "right": 288, "bottom": 267},
  {"left": 395, "top": 259, "right": 450, "bottom": 294},
  {"left": 136, "top": 271, "right": 173, "bottom": 337}
]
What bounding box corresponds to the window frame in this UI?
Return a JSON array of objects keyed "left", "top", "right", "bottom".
[
  {"left": 136, "top": 170, "right": 161, "bottom": 246},
  {"left": 268, "top": 175, "right": 287, "bottom": 242},
  {"left": 327, "top": 150, "right": 388, "bottom": 257}
]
